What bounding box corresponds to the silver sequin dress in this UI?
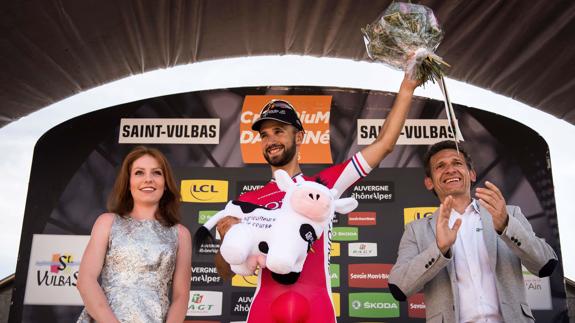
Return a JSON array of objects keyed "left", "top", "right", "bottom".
[{"left": 77, "top": 214, "right": 178, "bottom": 323}]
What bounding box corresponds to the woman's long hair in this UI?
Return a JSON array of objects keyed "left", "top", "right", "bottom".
[{"left": 107, "top": 146, "right": 181, "bottom": 227}]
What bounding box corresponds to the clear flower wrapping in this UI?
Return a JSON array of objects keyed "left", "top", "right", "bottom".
[{"left": 362, "top": 2, "right": 449, "bottom": 86}]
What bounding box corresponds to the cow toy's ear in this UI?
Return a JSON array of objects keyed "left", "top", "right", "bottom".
[
  {"left": 334, "top": 197, "right": 358, "bottom": 214},
  {"left": 275, "top": 169, "right": 295, "bottom": 192},
  {"left": 329, "top": 188, "right": 339, "bottom": 198}
]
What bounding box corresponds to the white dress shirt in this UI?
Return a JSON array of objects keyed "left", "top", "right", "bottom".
[{"left": 449, "top": 199, "right": 503, "bottom": 323}]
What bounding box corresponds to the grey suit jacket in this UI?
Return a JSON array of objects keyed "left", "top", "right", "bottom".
[{"left": 388, "top": 204, "right": 558, "bottom": 323}]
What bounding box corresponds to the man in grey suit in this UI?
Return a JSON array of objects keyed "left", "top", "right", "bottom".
[{"left": 388, "top": 140, "right": 558, "bottom": 322}]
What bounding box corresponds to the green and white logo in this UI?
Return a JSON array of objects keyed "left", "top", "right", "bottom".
[
  {"left": 330, "top": 263, "right": 340, "bottom": 288},
  {"left": 348, "top": 292, "right": 399, "bottom": 318},
  {"left": 332, "top": 227, "right": 359, "bottom": 241},
  {"left": 198, "top": 210, "right": 218, "bottom": 224}
]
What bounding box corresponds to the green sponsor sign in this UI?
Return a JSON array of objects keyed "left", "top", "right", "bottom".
[
  {"left": 198, "top": 210, "right": 218, "bottom": 224},
  {"left": 332, "top": 227, "right": 359, "bottom": 241},
  {"left": 348, "top": 292, "right": 399, "bottom": 318},
  {"left": 330, "top": 263, "right": 340, "bottom": 288}
]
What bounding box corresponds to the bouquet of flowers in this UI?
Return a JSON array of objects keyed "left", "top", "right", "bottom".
[{"left": 362, "top": 2, "right": 449, "bottom": 86}]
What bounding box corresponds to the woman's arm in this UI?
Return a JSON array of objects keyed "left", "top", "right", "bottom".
[
  {"left": 76, "top": 213, "right": 120, "bottom": 323},
  {"left": 166, "top": 224, "right": 192, "bottom": 323}
]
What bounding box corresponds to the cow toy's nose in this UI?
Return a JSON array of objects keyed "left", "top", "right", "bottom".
[
  {"left": 308, "top": 193, "right": 321, "bottom": 200},
  {"left": 291, "top": 189, "right": 330, "bottom": 221}
]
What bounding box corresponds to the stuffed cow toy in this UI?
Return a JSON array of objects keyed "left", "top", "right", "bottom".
[{"left": 194, "top": 169, "right": 358, "bottom": 283}]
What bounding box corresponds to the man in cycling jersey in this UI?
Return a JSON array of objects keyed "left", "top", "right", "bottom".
[{"left": 218, "top": 73, "right": 420, "bottom": 323}]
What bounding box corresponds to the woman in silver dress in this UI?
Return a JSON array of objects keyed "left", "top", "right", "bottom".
[{"left": 77, "top": 146, "right": 192, "bottom": 322}]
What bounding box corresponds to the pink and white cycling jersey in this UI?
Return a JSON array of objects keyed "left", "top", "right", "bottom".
[{"left": 239, "top": 152, "right": 372, "bottom": 323}]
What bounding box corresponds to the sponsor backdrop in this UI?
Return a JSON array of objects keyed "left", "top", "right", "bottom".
[{"left": 9, "top": 86, "right": 567, "bottom": 322}]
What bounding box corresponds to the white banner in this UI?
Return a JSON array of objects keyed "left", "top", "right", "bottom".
[
  {"left": 119, "top": 118, "right": 220, "bottom": 144},
  {"left": 357, "top": 119, "right": 458, "bottom": 145},
  {"left": 24, "top": 234, "right": 90, "bottom": 305},
  {"left": 523, "top": 268, "right": 553, "bottom": 310},
  {"left": 187, "top": 290, "right": 223, "bottom": 316}
]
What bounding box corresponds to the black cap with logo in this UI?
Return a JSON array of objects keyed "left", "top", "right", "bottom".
[{"left": 251, "top": 99, "right": 304, "bottom": 132}]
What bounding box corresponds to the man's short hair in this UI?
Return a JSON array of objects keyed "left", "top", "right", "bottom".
[{"left": 423, "top": 140, "right": 474, "bottom": 177}]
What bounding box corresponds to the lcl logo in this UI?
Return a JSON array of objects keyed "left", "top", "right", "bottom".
[
  {"left": 415, "top": 211, "right": 433, "bottom": 219},
  {"left": 403, "top": 207, "right": 437, "bottom": 226},
  {"left": 181, "top": 180, "right": 228, "bottom": 203},
  {"left": 192, "top": 184, "right": 218, "bottom": 193}
]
